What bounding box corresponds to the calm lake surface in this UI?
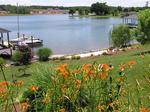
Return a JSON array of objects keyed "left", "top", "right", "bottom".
[{"left": 0, "top": 14, "right": 122, "bottom": 54}]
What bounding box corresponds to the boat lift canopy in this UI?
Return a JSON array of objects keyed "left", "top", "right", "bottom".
[{"left": 0, "top": 27, "right": 12, "bottom": 56}]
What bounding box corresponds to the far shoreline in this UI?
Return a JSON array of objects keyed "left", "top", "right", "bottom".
[{"left": 0, "top": 13, "right": 120, "bottom": 18}]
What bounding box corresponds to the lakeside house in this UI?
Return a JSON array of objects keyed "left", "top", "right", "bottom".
[
  {"left": 122, "top": 12, "right": 138, "bottom": 28},
  {"left": 30, "top": 8, "right": 69, "bottom": 15},
  {"left": 0, "top": 10, "right": 9, "bottom": 15}
]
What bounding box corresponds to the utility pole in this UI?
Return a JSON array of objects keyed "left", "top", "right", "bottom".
[
  {"left": 145, "top": 1, "right": 149, "bottom": 7},
  {"left": 17, "top": 3, "right": 20, "bottom": 40}
]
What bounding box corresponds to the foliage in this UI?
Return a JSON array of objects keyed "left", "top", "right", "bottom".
[
  {"left": 91, "top": 2, "right": 110, "bottom": 15},
  {"left": 136, "top": 9, "right": 150, "bottom": 44},
  {"left": 59, "top": 56, "right": 66, "bottom": 60},
  {"left": 12, "top": 46, "right": 32, "bottom": 65},
  {"left": 18, "top": 61, "right": 150, "bottom": 112},
  {"left": 0, "top": 44, "right": 150, "bottom": 111},
  {"left": 69, "top": 9, "right": 76, "bottom": 16},
  {"left": 19, "top": 45, "right": 32, "bottom": 65},
  {"left": 71, "top": 55, "right": 81, "bottom": 60},
  {"left": 0, "top": 58, "right": 5, "bottom": 66},
  {"left": 78, "top": 9, "right": 90, "bottom": 15},
  {"left": 111, "top": 25, "right": 131, "bottom": 47},
  {"left": 12, "top": 51, "right": 23, "bottom": 63},
  {"left": 37, "top": 48, "right": 52, "bottom": 61}
]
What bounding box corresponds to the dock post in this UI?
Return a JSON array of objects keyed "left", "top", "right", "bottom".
[
  {"left": 31, "top": 36, "right": 33, "bottom": 51},
  {"left": 1, "top": 33, "right": 4, "bottom": 46},
  {"left": 7, "top": 32, "right": 12, "bottom": 56}
]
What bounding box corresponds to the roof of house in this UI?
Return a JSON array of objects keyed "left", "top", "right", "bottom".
[
  {"left": 123, "top": 14, "right": 137, "bottom": 19},
  {"left": 0, "top": 28, "right": 11, "bottom": 33}
]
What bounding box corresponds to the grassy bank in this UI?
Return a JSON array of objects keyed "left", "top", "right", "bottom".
[
  {"left": 1, "top": 44, "right": 150, "bottom": 111},
  {"left": 2, "top": 44, "right": 150, "bottom": 82}
]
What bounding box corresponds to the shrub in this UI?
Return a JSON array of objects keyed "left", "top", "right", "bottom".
[
  {"left": 12, "top": 51, "right": 23, "bottom": 64},
  {"left": 19, "top": 45, "right": 32, "bottom": 65},
  {"left": 136, "top": 9, "right": 150, "bottom": 44},
  {"left": 12, "top": 45, "right": 32, "bottom": 65},
  {"left": 37, "top": 48, "right": 52, "bottom": 61},
  {"left": 22, "top": 62, "right": 139, "bottom": 112},
  {"left": 0, "top": 57, "right": 5, "bottom": 66},
  {"left": 71, "top": 55, "right": 81, "bottom": 60},
  {"left": 60, "top": 56, "right": 66, "bottom": 60},
  {"left": 111, "top": 25, "right": 131, "bottom": 47}
]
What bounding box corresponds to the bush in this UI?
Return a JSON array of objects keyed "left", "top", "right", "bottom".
[
  {"left": 37, "top": 48, "right": 52, "bottom": 61},
  {"left": 59, "top": 56, "right": 66, "bottom": 60},
  {"left": 136, "top": 9, "right": 150, "bottom": 44},
  {"left": 71, "top": 55, "right": 81, "bottom": 60},
  {"left": 111, "top": 25, "right": 131, "bottom": 47},
  {"left": 0, "top": 58, "right": 5, "bottom": 66},
  {"left": 19, "top": 45, "right": 32, "bottom": 64},
  {"left": 12, "top": 51, "right": 22, "bottom": 64},
  {"left": 21, "top": 62, "right": 140, "bottom": 112},
  {"left": 12, "top": 45, "right": 32, "bottom": 65}
]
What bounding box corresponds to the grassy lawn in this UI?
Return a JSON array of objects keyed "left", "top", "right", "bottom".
[
  {"left": 1, "top": 44, "right": 150, "bottom": 111},
  {"left": 2, "top": 44, "right": 150, "bottom": 84}
]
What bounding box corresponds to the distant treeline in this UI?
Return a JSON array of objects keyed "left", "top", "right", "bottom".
[{"left": 0, "top": 4, "right": 148, "bottom": 15}]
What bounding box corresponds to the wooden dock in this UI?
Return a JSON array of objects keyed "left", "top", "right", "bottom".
[{"left": 0, "top": 48, "right": 12, "bottom": 55}]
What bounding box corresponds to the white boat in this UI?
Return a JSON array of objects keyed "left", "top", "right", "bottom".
[{"left": 10, "top": 35, "right": 43, "bottom": 47}]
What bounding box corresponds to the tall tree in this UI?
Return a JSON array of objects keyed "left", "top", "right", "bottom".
[
  {"left": 69, "top": 9, "right": 76, "bottom": 16},
  {"left": 111, "top": 25, "right": 131, "bottom": 47},
  {"left": 136, "top": 9, "right": 150, "bottom": 44},
  {"left": 91, "top": 2, "right": 110, "bottom": 15}
]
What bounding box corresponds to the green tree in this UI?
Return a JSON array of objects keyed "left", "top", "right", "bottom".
[
  {"left": 111, "top": 25, "right": 131, "bottom": 47},
  {"left": 37, "top": 48, "right": 52, "bottom": 61},
  {"left": 117, "top": 6, "right": 122, "bottom": 12},
  {"left": 91, "top": 2, "right": 110, "bottom": 15},
  {"left": 12, "top": 46, "right": 32, "bottom": 65},
  {"left": 69, "top": 9, "right": 76, "bottom": 16},
  {"left": 137, "top": 9, "right": 150, "bottom": 44},
  {"left": 78, "top": 9, "right": 84, "bottom": 15}
]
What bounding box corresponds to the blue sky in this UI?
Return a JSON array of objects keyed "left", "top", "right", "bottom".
[{"left": 0, "top": 0, "right": 149, "bottom": 7}]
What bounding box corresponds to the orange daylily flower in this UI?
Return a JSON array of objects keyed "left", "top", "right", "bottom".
[
  {"left": 116, "top": 76, "right": 124, "bottom": 82},
  {"left": 140, "top": 55, "right": 145, "bottom": 59},
  {"left": 29, "top": 85, "right": 39, "bottom": 92},
  {"left": 56, "top": 64, "right": 68, "bottom": 72},
  {"left": 108, "top": 102, "right": 114, "bottom": 109},
  {"left": 119, "top": 64, "right": 127, "bottom": 71},
  {"left": 0, "top": 81, "right": 9, "bottom": 87},
  {"left": 60, "top": 84, "right": 67, "bottom": 94},
  {"left": 42, "top": 98, "right": 50, "bottom": 104},
  {"left": 140, "top": 107, "right": 149, "bottom": 112},
  {"left": 13, "top": 80, "right": 24, "bottom": 87},
  {"left": 127, "top": 61, "right": 136, "bottom": 66},
  {"left": 96, "top": 105, "right": 104, "bottom": 111},
  {"left": 59, "top": 108, "right": 66, "bottom": 112},
  {"left": 0, "top": 88, "right": 4, "bottom": 93},
  {"left": 99, "top": 64, "right": 111, "bottom": 71},
  {"left": 20, "top": 102, "right": 30, "bottom": 111},
  {"left": 0, "top": 93, "right": 8, "bottom": 99},
  {"left": 56, "top": 64, "right": 70, "bottom": 80},
  {"left": 99, "top": 73, "right": 108, "bottom": 80},
  {"left": 76, "top": 80, "right": 81, "bottom": 90},
  {"left": 81, "top": 64, "right": 92, "bottom": 73}
]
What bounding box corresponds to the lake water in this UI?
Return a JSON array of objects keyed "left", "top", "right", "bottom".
[{"left": 0, "top": 14, "right": 122, "bottom": 54}]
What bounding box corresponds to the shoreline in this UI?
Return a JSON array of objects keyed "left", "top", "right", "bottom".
[
  {"left": 47, "top": 44, "right": 137, "bottom": 60},
  {"left": 39, "top": 48, "right": 117, "bottom": 60}
]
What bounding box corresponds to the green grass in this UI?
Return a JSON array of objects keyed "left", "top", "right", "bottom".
[
  {"left": 1, "top": 44, "right": 150, "bottom": 107},
  {"left": 2, "top": 44, "right": 150, "bottom": 82}
]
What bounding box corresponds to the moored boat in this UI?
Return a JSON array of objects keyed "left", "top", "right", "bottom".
[{"left": 10, "top": 35, "right": 43, "bottom": 47}]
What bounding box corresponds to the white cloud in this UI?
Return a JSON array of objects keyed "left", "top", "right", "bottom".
[{"left": 0, "top": 0, "right": 149, "bottom": 7}]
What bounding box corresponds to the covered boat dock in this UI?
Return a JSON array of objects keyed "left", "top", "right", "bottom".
[
  {"left": 122, "top": 14, "right": 138, "bottom": 28},
  {"left": 0, "top": 28, "right": 12, "bottom": 56}
]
